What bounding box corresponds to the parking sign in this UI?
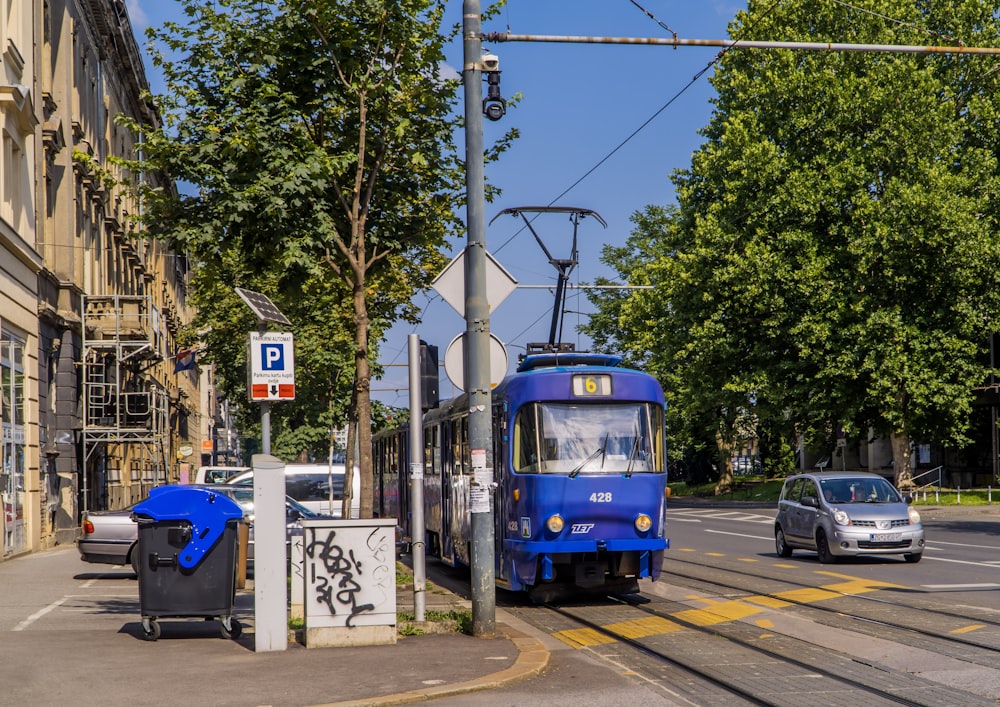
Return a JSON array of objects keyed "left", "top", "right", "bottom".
[{"left": 248, "top": 332, "right": 295, "bottom": 402}]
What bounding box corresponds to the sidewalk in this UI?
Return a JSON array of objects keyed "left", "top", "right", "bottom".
[
  {"left": 323, "top": 581, "right": 549, "bottom": 706},
  {"left": 0, "top": 547, "right": 549, "bottom": 707}
]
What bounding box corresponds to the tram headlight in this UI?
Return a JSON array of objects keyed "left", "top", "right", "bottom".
[
  {"left": 635, "top": 513, "right": 652, "bottom": 533},
  {"left": 546, "top": 514, "right": 565, "bottom": 533}
]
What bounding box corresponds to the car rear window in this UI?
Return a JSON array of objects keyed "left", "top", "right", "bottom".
[{"left": 285, "top": 473, "right": 345, "bottom": 504}]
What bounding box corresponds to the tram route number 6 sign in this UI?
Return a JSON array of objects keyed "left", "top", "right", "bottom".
[{"left": 248, "top": 331, "right": 295, "bottom": 402}]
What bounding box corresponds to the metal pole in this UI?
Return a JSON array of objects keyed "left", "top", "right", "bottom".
[
  {"left": 481, "top": 33, "right": 1000, "bottom": 55},
  {"left": 261, "top": 402, "right": 271, "bottom": 455},
  {"left": 407, "top": 334, "right": 426, "bottom": 622},
  {"left": 463, "top": 0, "right": 495, "bottom": 638}
]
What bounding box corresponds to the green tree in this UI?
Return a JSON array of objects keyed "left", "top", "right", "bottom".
[
  {"left": 131, "top": 0, "right": 472, "bottom": 516},
  {"left": 587, "top": 0, "right": 1000, "bottom": 490}
]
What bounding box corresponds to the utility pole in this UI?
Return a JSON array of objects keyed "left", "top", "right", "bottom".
[
  {"left": 463, "top": 0, "right": 495, "bottom": 639},
  {"left": 407, "top": 334, "right": 427, "bottom": 622}
]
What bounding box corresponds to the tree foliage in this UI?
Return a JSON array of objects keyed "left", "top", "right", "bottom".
[
  {"left": 127, "top": 0, "right": 477, "bottom": 510},
  {"left": 586, "top": 0, "right": 1000, "bottom": 490}
]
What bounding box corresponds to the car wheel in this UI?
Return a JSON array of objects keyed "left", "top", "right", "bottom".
[
  {"left": 815, "top": 529, "right": 838, "bottom": 564},
  {"left": 775, "top": 526, "right": 793, "bottom": 558},
  {"left": 903, "top": 552, "right": 922, "bottom": 563}
]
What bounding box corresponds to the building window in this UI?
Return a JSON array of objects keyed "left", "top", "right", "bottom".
[{"left": 1, "top": 329, "right": 27, "bottom": 555}]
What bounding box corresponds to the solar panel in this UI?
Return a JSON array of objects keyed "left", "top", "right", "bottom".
[{"left": 235, "top": 287, "right": 291, "bottom": 326}]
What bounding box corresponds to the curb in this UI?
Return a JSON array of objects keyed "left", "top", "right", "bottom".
[{"left": 317, "top": 623, "right": 550, "bottom": 707}]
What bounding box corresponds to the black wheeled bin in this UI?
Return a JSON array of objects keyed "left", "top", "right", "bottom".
[{"left": 132, "top": 485, "right": 244, "bottom": 641}]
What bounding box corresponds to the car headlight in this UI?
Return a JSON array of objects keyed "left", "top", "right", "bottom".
[
  {"left": 635, "top": 513, "right": 652, "bottom": 533},
  {"left": 908, "top": 507, "right": 921, "bottom": 525},
  {"left": 833, "top": 509, "right": 851, "bottom": 526},
  {"left": 546, "top": 514, "right": 564, "bottom": 533}
]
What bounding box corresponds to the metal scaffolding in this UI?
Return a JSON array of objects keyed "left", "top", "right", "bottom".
[{"left": 81, "top": 294, "right": 169, "bottom": 511}]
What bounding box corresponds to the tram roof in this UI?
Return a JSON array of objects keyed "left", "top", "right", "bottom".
[{"left": 516, "top": 352, "right": 623, "bottom": 372}]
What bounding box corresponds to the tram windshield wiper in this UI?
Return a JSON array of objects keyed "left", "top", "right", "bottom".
[
  {"left": 625, "top": 424, "right": 641, "bottom": 478},
  {"left": 569, "top": 434, "right": 608, "bottom": 478}
]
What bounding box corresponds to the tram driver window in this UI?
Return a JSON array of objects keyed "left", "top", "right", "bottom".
[{"left": 513, "top": 405, "right": 540, "bottom": 472}]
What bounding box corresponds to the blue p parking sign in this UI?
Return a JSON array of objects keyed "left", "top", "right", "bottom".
[{"left": 261, "top": 343, "right": 285, "bottom": 371}]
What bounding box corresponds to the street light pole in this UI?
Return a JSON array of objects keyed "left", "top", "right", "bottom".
[{"left": 463, "top": 0, "right": 495, "bottom": 639}]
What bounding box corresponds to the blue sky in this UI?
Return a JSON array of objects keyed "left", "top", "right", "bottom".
[{"left": 128, "top": 1, "right": 746, "bottom": 406}]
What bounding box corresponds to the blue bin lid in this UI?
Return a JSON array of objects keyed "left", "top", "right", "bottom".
[{"left": 133, "top": 486, "right": 243, "bottom": 569}]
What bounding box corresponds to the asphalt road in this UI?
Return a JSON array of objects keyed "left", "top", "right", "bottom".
[{"left": 666, "top": 503, "right": 1000, "bottom": 610}]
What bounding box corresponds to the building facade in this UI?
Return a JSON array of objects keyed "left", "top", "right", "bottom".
[{"left": 0, "top": 0, "right": 204, "bottom": 560}]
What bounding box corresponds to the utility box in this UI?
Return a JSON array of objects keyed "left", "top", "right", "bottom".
[{"left": 300, "top": 518, "right": 396, "bottom": 647}]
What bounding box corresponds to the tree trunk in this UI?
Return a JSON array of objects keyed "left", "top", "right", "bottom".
[
  {"left": 341, "top": 419, "right": 356, "bottom": 519},
  {"left": 890, "top": 431, "right": 913, "bottom": 491},
  {"left": 353, "top": 279, "right": 374, "bottom": 519},
  {"left": 713, "top": 428, "right": 735, "bottom": 495}
]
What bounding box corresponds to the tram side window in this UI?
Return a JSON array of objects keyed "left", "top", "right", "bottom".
[
  {"left": 424, "top": 425, "right": 439, "bottom": 476},
  {"left": 451, "top": 418, "right": 471, "bottom": 475},
  {"left": 460, "top": 416, "right": 470, "bottom": 474},
  {"left": 513, "top": 404, "right": 539, "bottom": 472},
  {"left": 652, "top": 405, "right": 665, "bottom": 472}
]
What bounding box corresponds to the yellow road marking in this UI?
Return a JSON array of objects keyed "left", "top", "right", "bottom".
[
  {"left": 705, "top": 552, "right": 726, "bottom": 557},
  {"left": 738, "top": 558, "right": 759, "bottom": 563},
  {"left": 773, "top": 587, "right": 841, "bottom": 603},
  {"left": 553, "top": 627, "right": 616, "bottom": 648},
  {"left": 743, "top": 595, "right": 792, "bottom": 609},
  {"left": 605, "top": 616, "right": 685, "bottom": 639},
  {"left": 773, "top": 563, "right": 796, "bottom": 568},
  {"left": 952, "top": 624, "right": 985, "bottom": 634},
  {"left": 555, "top": 566, "right": 911, "bottom": 649},
  {"left": 673, "top": 599, "right": 764, "bottom": 626},
  {"left": 816, "top": 571, "right": 904, "bottom": 590}
]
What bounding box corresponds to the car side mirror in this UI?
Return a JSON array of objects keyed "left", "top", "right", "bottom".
[
  {"left": 801, "top": 495, "right": 819, "bottom": 508},
  {"left": 903, "top": 494, "right": 913, "bottom": 504}
]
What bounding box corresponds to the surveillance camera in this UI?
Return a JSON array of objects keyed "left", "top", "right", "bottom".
[
  {"left": 484, "top": 99, "right": 506, "bottom": 121},
  {"left": 481, "top": 53, "right": 499, "bottom": 72}
]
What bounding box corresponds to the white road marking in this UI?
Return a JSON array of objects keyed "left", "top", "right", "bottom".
[
  {"left": 921, "top": 538, "right": 1000, "bottom": 551},
  {"left": 704, "top": 529, "right": 773, "bottom": 541},
  {"left": 921, "top": 555, "right": 1000, "bottom": 569},
  {"left": 13, "top": 598, "right": 66, "bottom": 631},
  {"left": 922, "top": 583, "right": 1000, "bottom": 589}
]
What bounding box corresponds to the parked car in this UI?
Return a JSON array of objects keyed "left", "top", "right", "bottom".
[
  {"left": 193, "top": 466, "right": 249, "bottom": 484},
  {"left": 225, "top": 463, "right": 360, "bottom": 518},
  {"left": 774, "top": 471, "right": 925, "bottom": 563},
  {"left": 77, "top": 484, "right": 318, "bottom": 575}
]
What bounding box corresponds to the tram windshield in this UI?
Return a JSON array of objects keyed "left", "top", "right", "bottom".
[{"left": 513, "top": 402, "right": 664, "bottom": 475}]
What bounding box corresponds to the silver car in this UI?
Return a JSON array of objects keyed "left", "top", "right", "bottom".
[
  {"left": 774, "top": 472, "right": 925, "bottom": 563},
  {"left": 77, "top": 484, "right": 317, "bottom": 574}
]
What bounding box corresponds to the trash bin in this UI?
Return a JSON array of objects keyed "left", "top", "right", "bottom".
[{"left": 132, "top": 485, "right": 245, "bottom": 641}]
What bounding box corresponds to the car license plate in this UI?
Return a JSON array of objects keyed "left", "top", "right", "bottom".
[{"left": 870, "top": 532, "right": 902, "bottom": 542}]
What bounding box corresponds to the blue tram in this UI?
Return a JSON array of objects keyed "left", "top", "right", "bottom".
[{"left": 373, "top": 351, "right": 669, "bottom": 599}]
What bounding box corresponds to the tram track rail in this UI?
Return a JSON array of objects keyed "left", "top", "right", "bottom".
[
  {"left": 539, "top": 595, "right": 966, "bottom": 706},
  {"left": 661, "top": 553, "right": 1000, "bottom": 658}
]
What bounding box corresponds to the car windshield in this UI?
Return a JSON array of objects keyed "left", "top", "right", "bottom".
[{"left": 819, "top": 477, "right": 901, "bottom": 504}]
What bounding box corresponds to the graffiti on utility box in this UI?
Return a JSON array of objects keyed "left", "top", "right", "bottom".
[{"left": 301, "top": 519, "right": 395, "bottom": 629}]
